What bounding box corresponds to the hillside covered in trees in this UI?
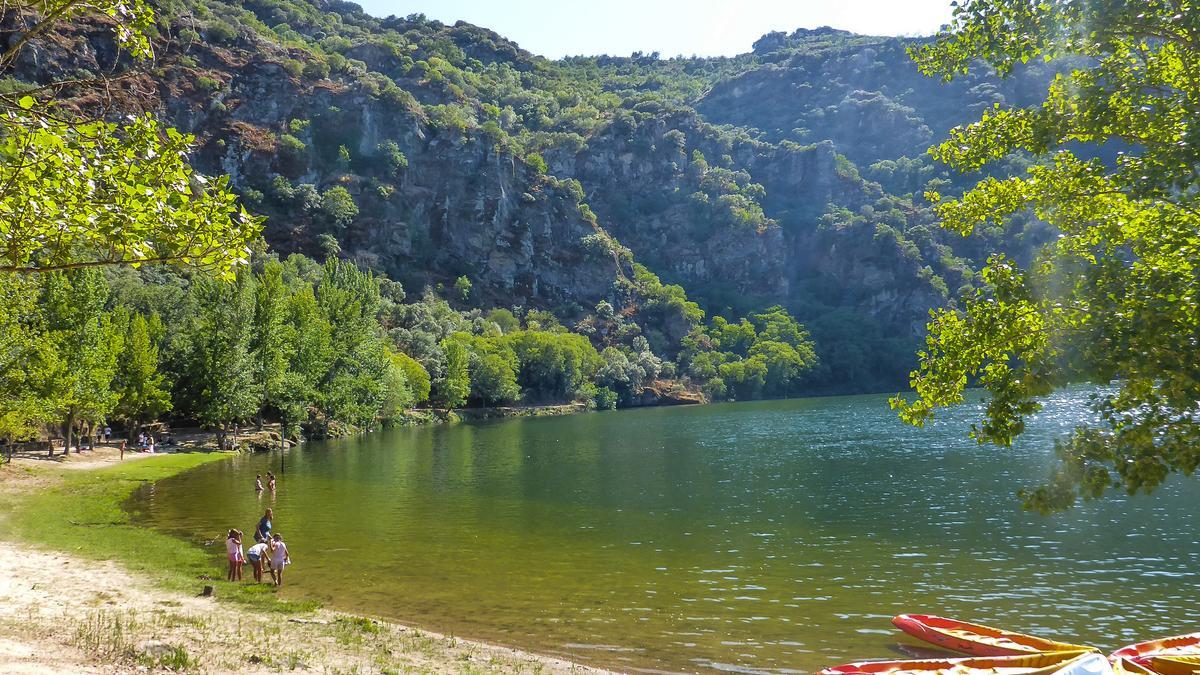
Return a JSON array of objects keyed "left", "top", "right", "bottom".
[{"left": 0, "top": 0, "right": 1066, "bottom": 441}]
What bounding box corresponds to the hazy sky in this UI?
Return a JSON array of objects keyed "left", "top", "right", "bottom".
[{"left": 353, "top": 0, "right": 956, "bottom": 59}]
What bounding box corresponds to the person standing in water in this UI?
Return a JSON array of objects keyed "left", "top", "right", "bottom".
[
  {"left": 254, "top": 508, "right": 273, "bottom": 543},
  {"left": 254, "top": 474, "right": 263, "bottom": 492},
  {"left": 267, "top": 472, "right": 276, "bottom": 492},
  {"left": 269, "top": 533, "right": 290, "bottom": 586},
  {"left": 225, "top": 529, "right": 244, "bottom": 581}
]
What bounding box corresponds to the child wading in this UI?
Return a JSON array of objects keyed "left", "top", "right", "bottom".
[
  {"left": 269, "top": 533, "right": 290, "bottom": 586},
  {"left": 246, "top": 540, "right": 269, "bottom": 582},
  {"left": 225, "top": 529, "right": 244, "bottom": 581}
]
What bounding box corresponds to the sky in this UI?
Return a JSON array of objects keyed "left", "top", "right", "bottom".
[{"left": 352, "top": 0, "right": 956, "bottom": 59}]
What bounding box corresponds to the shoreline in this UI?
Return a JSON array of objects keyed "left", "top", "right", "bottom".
[{"left": 0, "top": 446, "right": 607, "bottom": 674}]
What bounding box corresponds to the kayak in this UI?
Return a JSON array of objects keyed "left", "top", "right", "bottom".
[
  {"left": 893, "top": 614, "right": 1098, "bottom": 657},
  {"left": 1111, "top": 634, "right": 1200, "bottom": 662},
  {"left": 1115, "top": 659, "right": 1163, "bottom": 675},
  {"left": 819, "top": 650, "right": 1110, "bottom": 675},
  {"left": 1131, "top": 656, "right": 1200, "bottom": 675}
]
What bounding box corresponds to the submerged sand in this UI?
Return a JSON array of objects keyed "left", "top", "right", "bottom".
[{"left": 0, "top": 448, "right": 604, "bottom": 674}]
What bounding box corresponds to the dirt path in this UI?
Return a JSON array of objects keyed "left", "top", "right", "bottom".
[{"left": 0, "top": 452, "right": 605, "bottom": 674}]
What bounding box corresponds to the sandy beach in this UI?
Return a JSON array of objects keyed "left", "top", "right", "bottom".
[{"left": 0, "top": 447, "right": 605, "bottom": 674}]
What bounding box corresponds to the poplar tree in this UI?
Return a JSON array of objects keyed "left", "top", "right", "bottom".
[{"left": 112, "top": 311, "right": 172, "bottom": 437}]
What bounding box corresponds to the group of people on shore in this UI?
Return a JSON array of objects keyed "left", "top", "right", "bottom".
[{"left": 226, "top": 505, "right": 291, "bottom": 586}]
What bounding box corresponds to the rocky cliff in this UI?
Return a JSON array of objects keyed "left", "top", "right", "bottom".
[{"left": 5, "top": 2, "right": 1060, "bottom": 392}]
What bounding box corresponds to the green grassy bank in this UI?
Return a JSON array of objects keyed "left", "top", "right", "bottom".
[{"left": 0, "top": 452, "right": 319, "bottom": 613}]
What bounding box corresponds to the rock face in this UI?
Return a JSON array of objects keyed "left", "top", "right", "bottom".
[
  {"left": 152, "top": 38, "right": 622, "bottom": 315},
  {"left": 632, "top": 381, "right": 707, "bottom": 407},
  {"left": 7, "top": 7, "right": 1063, "bottom": 391}
]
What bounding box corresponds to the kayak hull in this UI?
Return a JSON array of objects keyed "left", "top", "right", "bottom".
[
  {"left": 1112, "top": 635, "right": 1200, "bottom": 663},
  {"left": 819, "top": 650, "right": 1108, "bottom": 675},
  {"left": 1133, "top": 656, "right": 1200, "bottom": 675},
  {"left": 893, "top": 614, "right": 1097, "bottom": 657}
]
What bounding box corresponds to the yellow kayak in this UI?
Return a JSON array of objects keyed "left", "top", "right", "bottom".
[{"left": 1132, "top": 656, "right": 1200, "bottom": 675}]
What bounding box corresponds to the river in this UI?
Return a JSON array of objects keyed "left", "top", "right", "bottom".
[{"left": 127, "top": 390, "right": 1200, "bottom": 673}]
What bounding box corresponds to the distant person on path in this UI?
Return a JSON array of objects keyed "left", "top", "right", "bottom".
[
  {"left": 103, "top": 426, "right": 111, "bottom": 442},
  {"left": 254, "top": 508, "right": 273, "bottom": 543},
  {"left": 225, "top": 529, "right": 244, "bottom": 581},
  {"left": 255, "top": 474, "right": 263, "bottom": 492},
  {"left": 246, "top": 540, "right": 268, "bottom": 582},
  {"left": 269, "top": 533, "right": 289, "bottom": 586}
]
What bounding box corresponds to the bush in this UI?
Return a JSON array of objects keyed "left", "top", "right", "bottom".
[
  {"left": 276, "top": 134, "right": 308, "bottom": 175},
  {"left": 593, "top": 387, "right": 618, "bottom": 410},
  {"left": 319, "top": 187, "right": 358, "bottom": 230},
  {"left": 302, "top": 59, "right": 330, "bottom": 80},
  {"left": 205, "top": 21, "right": 237, "bottom": 44},
  {"left": 280, "top": 59, "right": 304, "bottom": 77},
  {"left": 195, "top": 75, "right": 221, "bottom": 92},
  {"left": 526, "top": 153, "right": 548, "bottom": 174}
]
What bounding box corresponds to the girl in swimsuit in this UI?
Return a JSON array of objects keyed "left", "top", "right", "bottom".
[{"left": 225, "top": 529, "right": 244, "bottom": 581}]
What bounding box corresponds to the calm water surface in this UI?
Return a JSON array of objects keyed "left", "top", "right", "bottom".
[{"left": 128, "top": 391, "right": 1200, "bottom": 673}]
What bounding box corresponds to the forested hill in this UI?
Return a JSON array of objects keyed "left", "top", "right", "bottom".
[{"left": 10, "top": 0, "right": 1058, "bottom": 393}]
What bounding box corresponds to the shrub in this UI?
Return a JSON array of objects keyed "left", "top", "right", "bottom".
[
  {"left": 195, "top": 75, "right": 221, "bottom": 92},
  {"left": 526, "top": 152, "right": 548, "bottom": 174},
  {"left": 205, "top": 21, "right": 237, "bottom": 44},
  {"left": 275, "top": 134, "right": 308, "bottom": 176},
  {"left": 302, "top": 59, "right": 330, "bottom": 80},
  {"left": 319, "top": 186, "right": 358, "bottom": 229}
]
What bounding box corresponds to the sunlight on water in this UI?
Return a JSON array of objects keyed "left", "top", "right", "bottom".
[{"left": 127, "top": 390, "right": 1200, "bottom": 673}]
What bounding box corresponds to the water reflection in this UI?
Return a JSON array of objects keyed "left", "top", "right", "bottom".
[{"left": 129, "top": 390, "right": 1200, "bottom": 673}]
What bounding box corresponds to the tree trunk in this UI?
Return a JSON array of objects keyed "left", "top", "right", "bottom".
[{"left": 63, "top": 412, "right": 75, "bottom": 456}]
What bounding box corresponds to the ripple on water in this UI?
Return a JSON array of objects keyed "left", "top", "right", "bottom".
[{"left": 129, "top": 388, "right": 1200, "bottom": 673}]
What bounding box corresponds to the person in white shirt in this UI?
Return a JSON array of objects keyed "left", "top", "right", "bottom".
[
  {"left": 269, "top": 533, "right": 290, "bottom": 586},
  {"left": 225, "top": 529, "right": 244, "bottom": 582},
  {"left": 245, "top": 540, "right": 269, "bottom": 583}
]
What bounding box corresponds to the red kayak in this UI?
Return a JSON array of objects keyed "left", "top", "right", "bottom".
[
  {"left": 893, "top": 614, "right": 1096, "bottom": 657},
  {"left": 819, "top": 651, "right": 1110, "bottom": 675},
  {"left": 1111, "top": 634, "right": 1200, "bottom": 663}
]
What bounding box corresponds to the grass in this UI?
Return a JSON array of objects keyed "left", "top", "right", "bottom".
[{"left": 0, "top": 451, "right": 319, "bottom": 614}]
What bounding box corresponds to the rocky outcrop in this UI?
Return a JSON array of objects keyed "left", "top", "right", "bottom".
[{"left": 631, "top": 381, "right": 706, "bottom": 407}]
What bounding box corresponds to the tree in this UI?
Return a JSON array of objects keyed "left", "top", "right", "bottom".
[
  {"left": 315, "top": 259, "right": 389, "bottom": 429},
  {"left": 378, "top": 349, "right": 416, "bottom": 423},
  {"left": 0, "top": 0, "right": 260, "bottom": 277},
  {"left": 281, "top": 284, "right": 334, "bottom": 435},
  {"left": 454, "top": 275, "right": 472, "bottom": 301},
  {"left": 892, "top": 1, "right": 1200, "bottom": 511},
  {"left": 437, "top": 339, "right": 470, "bottom": 408},
  {"left": 0, "top": 275, "right": 63, "bottom": 444},
  {"left": 40, "top": 269, "right": 121, "bottom": 452},
  {"left": 251, "top": 261, "right": 295, "bottom": 427},
  {"left": 463, "top": 337, "right": 520, "bottom": 405},
  {"left": 112, "top": 311, "right": 172, "bottom": 436},
  {"left": 180, "top": 272, "right": 259, "bottom": 439},
  {"left": 392, "top": 352, "right": 431, "bottom": 405}
]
